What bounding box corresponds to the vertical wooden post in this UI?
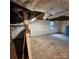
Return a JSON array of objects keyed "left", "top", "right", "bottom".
[{"left": 23, "top": 11, "right": 32, "bottom": 59}]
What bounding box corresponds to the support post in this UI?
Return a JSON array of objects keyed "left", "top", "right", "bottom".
[{"left": 23, "top": 11, "right": 32, "bottom": 59}]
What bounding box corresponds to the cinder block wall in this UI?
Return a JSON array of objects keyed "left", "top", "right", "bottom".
[
  {"left": 29, "top": 20, "right": 55, "bottom": 36},
  {"left": 11, "top": 20, "right": 55, "bottom": 39},
  {"left": 11, "top": 20, "right": 69, "bottom": 39},
  {"left": 29, "top": 20, "right": 69, "bottom": 36}
]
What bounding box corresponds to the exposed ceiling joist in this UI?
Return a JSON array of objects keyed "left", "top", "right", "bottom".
[{"left": 50, "top": 16, "right": 69, "bottom": 21}]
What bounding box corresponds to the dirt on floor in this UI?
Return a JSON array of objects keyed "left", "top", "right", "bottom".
[
  {"left": 31, "top": 35, "right": 69, "bottom": 59},
  {"left": 10, "top": 35, "right": 69, "bottom": 59}
]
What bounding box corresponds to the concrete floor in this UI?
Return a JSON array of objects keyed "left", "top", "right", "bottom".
[
  {"left": 31, "top": 34, "right": 69, "bottom": 59},
  {"left": 10, "top": 34, "right": 69, "bottom": 59},
  {"left": 50, "top": 33, "right": 69, "bottom": 40}
]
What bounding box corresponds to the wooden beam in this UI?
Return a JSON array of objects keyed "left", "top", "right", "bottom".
[
  {"left": 10, "top": 1, "right": 30, "bottom": 12},
  {"left": 50, "top": 16, "right": 69, "bottom": 21}
]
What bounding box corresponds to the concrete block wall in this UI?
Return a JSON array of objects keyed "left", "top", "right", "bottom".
[
  {"left": 11, "top": 20, "right": 55, "bottom": 39},
  {"left": 11, "top": 20, "right": 69, "bottom": 39},
  {"left": 29, "top": 20, "right": 55, "bottom": 36},
  {"left": 54, "top": 21, "right": 62, "bottom": 32},
  {"left": 11, "top": 26, "right": 24, "bottom": 39}
]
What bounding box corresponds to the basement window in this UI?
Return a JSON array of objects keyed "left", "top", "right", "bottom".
[{"left": 50, "top": 21, "right": 55, "bottom": 31}]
